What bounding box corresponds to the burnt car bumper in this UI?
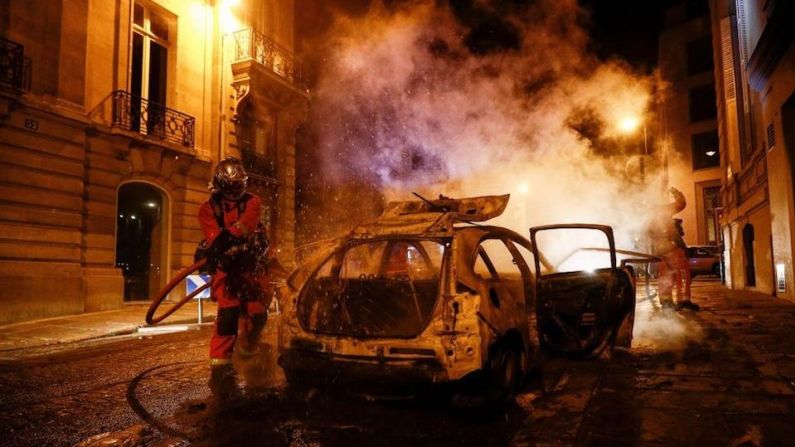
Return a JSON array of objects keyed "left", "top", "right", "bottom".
[{"left": 279, "top": 348, "right": 449, "bottom": 392}]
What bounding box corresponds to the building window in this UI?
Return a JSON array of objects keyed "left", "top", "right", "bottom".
[
  {"left": 686, "top": 36, "right": 714, "bottom": 76},
  {"left": 238, "top": 101, "right": 278, "bottom": 178},
  {"left": 689, "top": 84, "right": 717, "bottom": 122},
  {"left": 692, "top": 130, "right": 720, "bottom": 170},
  {"left": 131, "top": 2, "right": 169, "bottom": 106},
  {"left": 703, "top": 185, "right": 720, "bottom": 245}
]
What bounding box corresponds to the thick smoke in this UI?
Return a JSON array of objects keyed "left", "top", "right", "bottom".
[
  {"left": 301, "top": 0, "right": 673, "bottom": 254},
  {"left": 294, "top": 0, "right": 703, "bottom": 352}
]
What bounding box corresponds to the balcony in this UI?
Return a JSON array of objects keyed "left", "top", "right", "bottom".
[
  {"left": 736, "top": 152, "right": 767, "bottom": 205},
  {"left": 109, "top": 90, "right": 195, "bottom": 148},
  {"left": 721, "top": 151, "right": 768, "bottom": 211},
  {"left": 0, "top": 37, "right": 28, "bottom": 92},
  {"left": 232, "top": 28, "right": 307, "bottom": 92},
  {"left": 241, "top": 150, "right": 276, "bottom": 180}
]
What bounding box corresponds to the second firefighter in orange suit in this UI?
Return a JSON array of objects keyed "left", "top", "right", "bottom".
[
  {"left": 648, "top": 187, "right": 700, "bottom": 311},
  {"left": 198, "top": 157, "right": 273, "bottom": 396}
]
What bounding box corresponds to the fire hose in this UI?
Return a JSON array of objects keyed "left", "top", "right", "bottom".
[{"left": 146, "top": 259, "right": 210, "bottom": 325}]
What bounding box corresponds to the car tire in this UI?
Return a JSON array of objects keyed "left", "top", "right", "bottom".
[
  {"left": 285, "top": 372, "right": 322, "bottom": 402},
  {"left": 487, "top": 342, "right": 521, "bottom": 401}
]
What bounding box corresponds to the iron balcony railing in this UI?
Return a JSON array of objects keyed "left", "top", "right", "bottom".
[
  {"left": 737, "top": 151, "right": 767, "bottom": 205},
  {"left": 241, "top": 149, "right": 276, "bottom": 179},
  {"left": 0, "top": 36, "right": 25, "bottom": 91},
  {"left": 233, "top": 28, "right": 307, "bottom": 90},
  {"left": 721, "top": 151, "right": 768, "bottom": 211},
  {"left": 110, "top": 90, "right": 195, "bottom": 148}
]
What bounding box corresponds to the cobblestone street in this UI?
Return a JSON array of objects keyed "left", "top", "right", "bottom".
[{"left": 2, "top": 279, "right": 795, "bottom": 446}]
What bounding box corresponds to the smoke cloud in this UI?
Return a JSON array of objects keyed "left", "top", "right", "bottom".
[
  {"left": 299, "top": 0, "right": 675, "bottom": 253},
  {"left": 293, "top": 0, "right": 704, "bottom": 352}
]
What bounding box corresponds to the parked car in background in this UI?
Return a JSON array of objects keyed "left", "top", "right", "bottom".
[{"left": 687, "top": 245, "right": 722, "bottom": 277}]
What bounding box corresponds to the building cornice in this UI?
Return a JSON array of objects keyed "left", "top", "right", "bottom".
[{"left": 747, "top": 0, "right": 795, "bottom": 91}]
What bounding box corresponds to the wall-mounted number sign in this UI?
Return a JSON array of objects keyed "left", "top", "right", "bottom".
[{"left": 24, "top": 118, "right": 38, "bottom": 131}]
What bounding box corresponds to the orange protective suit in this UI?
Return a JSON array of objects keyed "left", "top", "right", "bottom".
[
  {"left": 198, "top": 192, "right": 270, "bottom": 363},
  {"left": 647, "top": 188, "right": 686, "bottom": 308}
]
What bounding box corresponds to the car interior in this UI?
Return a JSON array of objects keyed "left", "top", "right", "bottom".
[{"left": 298, "top": 239, "right": 445, "bottom": 338}]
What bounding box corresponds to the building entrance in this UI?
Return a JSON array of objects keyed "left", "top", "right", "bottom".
[
  {"left": 743, "top": 223, "right": 756, "bottom": 287},
  {"left": 116, "top": 183, "right": 168, "bottom": 301}
]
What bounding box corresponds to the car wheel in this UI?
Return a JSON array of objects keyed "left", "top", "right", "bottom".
[
  {"left": 285, "top": 372, "right": 322, "bottom": 402},
  {"left": 488, "top": 342, "right": 521, "bottom": 400}
]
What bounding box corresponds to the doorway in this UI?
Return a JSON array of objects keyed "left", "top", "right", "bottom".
[
  {"left": 743, "top": 223, "right": 756, "bottom": 287},
  {"left": 116, "top": 182, "right": 168, "bottom": 301}
]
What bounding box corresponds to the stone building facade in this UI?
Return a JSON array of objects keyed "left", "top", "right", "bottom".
[
  {"left": 659, "top": 0, "right": 723, "bottom": 248},
  {"left": 708, "top": 0, "right": 795, "bottom": 298},
  {"left": 0, "top": 0, "right": 307, "bottom": 324}
]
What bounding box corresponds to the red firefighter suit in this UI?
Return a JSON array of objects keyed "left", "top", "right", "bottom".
[
  {"left": 199, "top": 192, "right": 270, "bottom": 364},
  {"left": 647, "top": 188, "right": 689, "bottom": 307}
]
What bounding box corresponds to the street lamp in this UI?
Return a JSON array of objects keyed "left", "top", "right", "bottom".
[
  {"left": 618, "top": 116, "right": 640, "bottom": 134},
  {"left": 617, "top": 116, "right": 648, "bottom": 182}
]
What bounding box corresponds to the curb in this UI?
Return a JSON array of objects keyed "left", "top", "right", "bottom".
[{"left": 0, "top": 315, "right": 216, "bottom": 354}]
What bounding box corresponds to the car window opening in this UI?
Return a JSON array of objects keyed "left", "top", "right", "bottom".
[{"left": 298, "top": 239, "right": 446, "bottom": 338}]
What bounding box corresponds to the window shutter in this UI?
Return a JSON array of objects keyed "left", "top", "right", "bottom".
[
  {"left": 720, "top": 17, "right": 736, "bottom": 101},
  {"left": 735, "top": 0, "right": 749, "bottom": 64}
]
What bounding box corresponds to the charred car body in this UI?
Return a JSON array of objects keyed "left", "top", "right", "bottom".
[{"left": 278, "top": 195, "right": 636, "bottom": 395}]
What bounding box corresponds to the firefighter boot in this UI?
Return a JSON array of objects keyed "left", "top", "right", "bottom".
[
  {"left": 676, "top": 300, "right": 701, "bottom": 311},
  {"left": 659, "top": 293, "right": 676, "bottom": 312},
  {"left": 208, "top": 363, "right": 239, "bottom": 401}
]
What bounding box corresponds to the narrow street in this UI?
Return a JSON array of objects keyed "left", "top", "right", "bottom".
[{"left": 1, "top": 280, "right": 795, "bottom": 446}]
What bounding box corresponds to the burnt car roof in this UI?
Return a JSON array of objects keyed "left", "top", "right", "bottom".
[{"left": 351, "top": 194, "right": 510, "bottom": 238}]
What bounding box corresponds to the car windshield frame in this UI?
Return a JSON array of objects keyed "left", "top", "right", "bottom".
[{"left": 296, "top": 236, "right": 451, "bottom": 339}]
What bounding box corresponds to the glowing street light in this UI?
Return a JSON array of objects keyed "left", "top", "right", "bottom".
[
  {"left": 617, "top": 116, "right": 640, "bottom": 134},
  {"left": 617, "top": 115, "right": 648, "bottom": 183}
]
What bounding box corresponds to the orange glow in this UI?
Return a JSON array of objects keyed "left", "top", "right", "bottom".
[
  {"left": 221, "top": 11, "right": 241, "bottom": 34},
  {"left": 220, "top": 0, "right": 242, "bottom": 34},
  {"left": 617, "top": 116, "right": 640, "bottom": 134}
]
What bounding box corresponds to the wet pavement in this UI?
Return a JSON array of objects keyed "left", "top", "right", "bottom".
[{"left": 2, "top": 279, "right": 795, "bottom": 446}]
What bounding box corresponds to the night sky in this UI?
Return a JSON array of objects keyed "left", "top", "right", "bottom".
[
  {"left": 581, "top": 0, "right": 671, "bottom": 70},
  {"left": 296, "top": 0, "right": 674, "bottom": 73}
]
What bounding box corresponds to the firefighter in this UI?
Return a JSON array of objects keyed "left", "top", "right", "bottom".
[
  {"left": 198, "top": 157, "right": 273, "bottom": 398},
  {"left": 647, "top": 187, "right": 699, "bottom": 311}
]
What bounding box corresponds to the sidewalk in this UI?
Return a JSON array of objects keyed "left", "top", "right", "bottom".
[{"left": 0, "top": 300, "right": 216, "bottom": 353}]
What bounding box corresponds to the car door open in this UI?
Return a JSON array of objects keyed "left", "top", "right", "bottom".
[{"left": 529, "top": 224, "right": 635, "bottom": 357}]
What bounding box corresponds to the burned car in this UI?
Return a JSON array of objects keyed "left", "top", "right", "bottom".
[{"left": 278, "top": 195, "right": 636, "bottom": 396}]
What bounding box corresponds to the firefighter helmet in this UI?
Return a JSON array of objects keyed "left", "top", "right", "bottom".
[{"left": 212, "top": 157, "right": 248, "bottom": 200}]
